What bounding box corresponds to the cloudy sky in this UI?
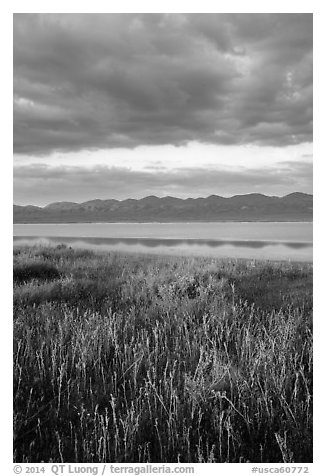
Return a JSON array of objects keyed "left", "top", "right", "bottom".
[{"left": 13, "top": 13, "right": 313, "bottom": 206}]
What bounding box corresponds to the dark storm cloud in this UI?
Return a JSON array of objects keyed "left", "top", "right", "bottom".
[
  {"left": 13, "top": 13, "right": 313, "bottom": 155},
  {"left": 13, "top": 160, "right": 312, "bottom": 205}
]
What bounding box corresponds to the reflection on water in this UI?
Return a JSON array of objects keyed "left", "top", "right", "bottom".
[
  {"left": 13, "top": 222, "right": 313, "bottom": 242},
  {"left": 13, "top": 235, "right": 313, "bottom": 262}
]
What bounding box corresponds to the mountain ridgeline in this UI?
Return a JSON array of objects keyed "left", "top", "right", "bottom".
[{"left": 14, "top": 192, "right": 313, "bottom": 223}]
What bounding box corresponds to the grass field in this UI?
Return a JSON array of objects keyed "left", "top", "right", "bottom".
[{"left": 13, "top": 245, "right": 313, "bottom": 463}]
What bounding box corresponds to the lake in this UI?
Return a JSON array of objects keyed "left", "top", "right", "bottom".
[{"left": 13, "top": 222, "right": 313, "bottom": 262}]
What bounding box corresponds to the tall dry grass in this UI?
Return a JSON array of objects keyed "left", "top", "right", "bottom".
[{"left": 13, "top": 245, "right": 312, "bottom": 463}]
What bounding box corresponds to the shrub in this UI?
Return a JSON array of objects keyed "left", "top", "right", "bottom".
[{"left": 13, "top": 262, "right": 61, "bottom": 284}]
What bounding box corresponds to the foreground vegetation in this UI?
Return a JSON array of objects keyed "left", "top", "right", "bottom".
[{"left": 13, "top": 245, "right": 313, "bottom": 463}]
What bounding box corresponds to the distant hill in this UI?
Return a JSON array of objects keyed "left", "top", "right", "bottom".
[{"left": 13, "top": 193, "right": 313, "bottom": 223}]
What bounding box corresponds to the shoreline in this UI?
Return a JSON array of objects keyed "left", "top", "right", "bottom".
[
  {"left": 13, "top": 242, "right": 313, "bottom": 265},
  {"left": 14, "top": 220, "right": 313, "bottom": 225},
  {"left": 13, "top": 235, "right": 313, "bottom": 244}
]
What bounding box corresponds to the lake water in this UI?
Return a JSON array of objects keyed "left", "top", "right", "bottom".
[{"left": 13, "top": 222, "right": 313, "bottom": 262}]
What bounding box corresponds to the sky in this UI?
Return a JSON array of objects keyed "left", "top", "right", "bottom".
[{"left": 13, "top": 13, "right": 313, "bottom": 206}]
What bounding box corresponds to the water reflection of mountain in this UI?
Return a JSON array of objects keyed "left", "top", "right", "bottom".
[{"left": 14, "top": 235, "right": 312, "bottom": 250}]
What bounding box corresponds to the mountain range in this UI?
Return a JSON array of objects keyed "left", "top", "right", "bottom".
[{"left": 13, "top": 192, "right": 313, "bottom": 223}]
